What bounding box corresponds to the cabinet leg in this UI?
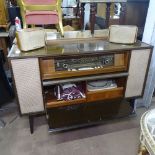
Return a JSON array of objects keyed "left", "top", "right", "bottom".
[
  {"left": 90, "top": 3, "right": 96, "bottom": 35},
  {"left": 29, "top": 115, "right": 34, "bottom": 134},
  {"left": 105, "top": 3, "right": 111, "bottom": 28},
  {"left": 80, "top": 3, "right": 85, "bottom": 31}
]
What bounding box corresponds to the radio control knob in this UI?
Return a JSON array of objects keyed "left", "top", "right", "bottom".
[
  {"left": 63, "top": 64, "right": 68, "bottom": 68},
  {"left": 105, "top": 59, "right": 109, "bottom": 64},
  {"left": 57, "top": 62, "right": 60, "bottom": 67}
]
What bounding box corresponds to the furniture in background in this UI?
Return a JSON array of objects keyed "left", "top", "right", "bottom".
[
  {"left": 0, "top": 48, "right": 13, "bottom": 105},
  {"left": 8, "top": 31, "right": 152, "bottom": 133},
  {"left": 122, "top": 0, "right": 149, "bottom": 40},
  {"left": 10, "top": 0, "right": 17, "bottom": 6},
  {"left": 139, "top": 109, "right": 155, "bottom": 155},
  {"left": 0, "top": 48, "right": 14, "bottom": 128},
  {"left": 0, "top": 0, "right": 16, "bottom": 68},
  {"left": 8, "top": 6, "right": 21, "bottom": 25},
  {"left": 17, "top": 0, "right": 64, "bottom": 35},
  {"left": 0, "top": 32, "right": 9, "bottom": 63},
  {"left": 0, "top": 26, "right": 16, "bottom": 69},
  {"left": 62, "top": 1, "right": 81, "bottom": 30},
  {"left": 0, "top": 0, "right": 10, "bottom": 30},
  {"left": 79, "top": 0, "right": 127, "bottom": 34}
]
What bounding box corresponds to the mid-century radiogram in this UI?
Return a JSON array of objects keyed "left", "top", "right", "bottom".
[{"left": 8, "top": 31, "right": 153, "bottom": 133}]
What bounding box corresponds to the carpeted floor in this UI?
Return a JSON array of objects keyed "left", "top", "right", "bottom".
[{"left": 0, "top": 100, "right": 155, "bottom": 155}]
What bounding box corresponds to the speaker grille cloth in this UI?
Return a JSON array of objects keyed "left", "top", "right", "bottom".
[
  {"left": 125, "top": 49, "right": 150, "bottom": 98},
  {"left": 11, "top": 58, "right": 44, "bottom": 114}
]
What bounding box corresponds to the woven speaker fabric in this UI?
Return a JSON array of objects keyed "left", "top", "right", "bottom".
[
  {"left": 125, "top": 49, "right": 150, "bottom": 98},
  {"left": 16, "top": 28, "right": 45, "bottom": 51},
  {"left": 11, "top": 58, "right": 44, "bottom": 114},
  {"left": 109, "top": 25, "right": 138, "bottom": 44}
]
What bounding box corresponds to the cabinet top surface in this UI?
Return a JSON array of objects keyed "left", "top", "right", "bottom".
[{"left": 8, "top": 31, "right": 152, "bottom": 59}]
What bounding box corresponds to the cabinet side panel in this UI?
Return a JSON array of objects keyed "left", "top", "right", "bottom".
[
  {"left": 125, "top": 49, "right": 150, "bottom": 98},
  {"left": 11, "top": 58, "right": 44, "bottom": 114}
]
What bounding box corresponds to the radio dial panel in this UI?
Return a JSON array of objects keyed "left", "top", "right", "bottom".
[{"left": 55, "top": 55, "right": 114, "bottom": 71}]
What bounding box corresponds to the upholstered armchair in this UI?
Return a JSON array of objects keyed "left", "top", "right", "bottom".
[{"left": 17, "top": 0, "right": 64, "bottom": 35}]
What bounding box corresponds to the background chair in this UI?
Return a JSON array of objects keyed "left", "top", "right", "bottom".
[{"left": 17, "top": 0, "right": 64, "bottom": 35}]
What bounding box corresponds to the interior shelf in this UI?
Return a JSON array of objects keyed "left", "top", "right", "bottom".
[
  {"left": 45, "top": 80, "right": 125, "bottom": 108},
  {"left": 43, "top": 72, "right": 128, "bottom": 86},
  {"left": 45, "top": 87, "right": 124, "bottom": 108},
  {"left": 46, "top": 98, "right": 86, "bottom": 108},
  {"left": 45, "top": 91, "right": 86, "bottom": 108}
]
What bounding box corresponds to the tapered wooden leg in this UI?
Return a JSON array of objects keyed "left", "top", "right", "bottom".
[
  {"left": 90, "top": 3, "right": 96, "bottom": 35},
  {"left": 105, "top": 3, "right": 111, "bottom": 28},
  {"left": 80, "top": 3, "right": 85, "bottom": 31},
  {"left": 29, "top": 115, "right": 34, "bottom": 134},
  {"left": 119, "top": 2, "right": 126, "bottom": 25},
  {"left": 76, "top": 2, "right": 80, "bottom": 17}
]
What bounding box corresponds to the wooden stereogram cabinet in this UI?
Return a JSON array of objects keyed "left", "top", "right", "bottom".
[{"left": 8, "top": 35, "right": 153, "bottom": 133}]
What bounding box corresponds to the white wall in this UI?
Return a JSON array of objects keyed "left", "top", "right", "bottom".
[
  {"left": 136, "top": 0, "right": 155, "bottom": 108},
  {"left": 84, "top": 4, "right": 90, "bottom": 29}
]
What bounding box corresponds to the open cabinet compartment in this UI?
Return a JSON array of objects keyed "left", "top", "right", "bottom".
[
  {"left": 46, "top": 77, "right": 127, "bottom": 130},
  {"left": 44, "top": 81, "right": 87, "bottom": 108},
  {"left": 44, "top": 77, "right": 126, "bottom": 108},
  {"left": 86, "top": 77, "right": 126, "bottom": 102}
]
